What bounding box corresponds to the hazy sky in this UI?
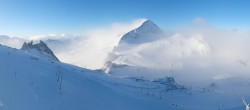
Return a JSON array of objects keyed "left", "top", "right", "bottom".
[{"left": 0, "top": 0, "right": 250, "bottom": 37}]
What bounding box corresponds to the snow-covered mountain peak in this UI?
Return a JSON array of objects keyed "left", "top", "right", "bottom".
[
  {"left": 21, "top": 40, "right": 59, "bottom": 61},
  {"left": 137, "top": 20, "right": 161, "bottom": 33},
  {"left": 119, "top": 20, "right": 162, "bottom": 44}
]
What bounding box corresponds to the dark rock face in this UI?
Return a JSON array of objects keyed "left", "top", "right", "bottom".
[{"left": 21, "top": 40, "right": 59, "bottom": 61}]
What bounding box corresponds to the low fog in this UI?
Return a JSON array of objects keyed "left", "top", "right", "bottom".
[{"left": 1, "top": 18, "right": 250, "bottom": 85}]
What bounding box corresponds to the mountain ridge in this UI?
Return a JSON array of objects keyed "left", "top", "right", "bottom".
[{"left": 21, "top": 40, "right": 60, "bottom": 61}]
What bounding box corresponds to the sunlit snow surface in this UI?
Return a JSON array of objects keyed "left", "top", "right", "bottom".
[{"left": 0, "top": 41, "right": 249, "bottom": 110}]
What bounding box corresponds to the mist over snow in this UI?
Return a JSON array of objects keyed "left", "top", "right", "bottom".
[
  {"left": 98, "top": 18, "right": 250, "bottom": 86},
  {"left": 1, "top": 18, "right": 250, "bottom": 85},
  {"left": 0, "top": 35, "right": 26, "bottom": 48},
  {"left": 58, "top": 19, "right": 147, "bottom": 69},
  {"left": 0, "top": 19, "right": 147, "bottom": 69}
]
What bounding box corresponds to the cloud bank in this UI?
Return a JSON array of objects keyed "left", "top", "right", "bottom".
[
  {"left": 0, "top": 19, "right": 147, "bottom": 69},
  {"left": 103, "top": 18, "right": 250, "bottom": 85},
  {"left": 1, "top": 18, "right": 250, "bottom": 85}
]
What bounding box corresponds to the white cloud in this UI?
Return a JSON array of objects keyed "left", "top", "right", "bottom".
[
  {"left": 48, "top": 19, "right": 147, "bottom": 69},
  {"left": 0, "top": 19, "right": 146, "bottom": 69},
  {"left": 1, "top": 17, "right": 250, "bottom": 84},
  {"left": 0, "top": 35, "right": 26, "bottom": 49},
  {"left": 27, "top": 34, "right": 68, "bottom": 41},
  {"left": 102, "top": 18, "right": 250, "bottom": 85},
  {"left": 165, "top": 19, "right": 250, "bottom": 84}
]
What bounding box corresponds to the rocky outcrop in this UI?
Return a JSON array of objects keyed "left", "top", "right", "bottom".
[{"left": 21, "top": 40, "right": 59, "bottom": 61}]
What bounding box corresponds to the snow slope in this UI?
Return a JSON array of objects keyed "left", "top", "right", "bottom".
[
  {"left": 0, "top": 44, "right": 181, "bottom": 110},
  {"left": 0, "top": 39, "right": 249, "bottom": 110},
  {"left": 0, "top": 23, "right": 249, "bottom": 109}
]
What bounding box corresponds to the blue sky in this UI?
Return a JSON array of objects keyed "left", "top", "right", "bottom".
[{"left": 0, "top": 0, "right": 249, "bottom": 37}]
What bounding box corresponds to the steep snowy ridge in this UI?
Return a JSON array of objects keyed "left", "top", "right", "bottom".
[{"left": 21, "top": 40, "right": 60, "bottom": 61}]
